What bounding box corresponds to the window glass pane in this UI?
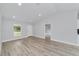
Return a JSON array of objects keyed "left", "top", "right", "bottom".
[{"left": 13, "top": 24, "right": 21, "bottom": 37}]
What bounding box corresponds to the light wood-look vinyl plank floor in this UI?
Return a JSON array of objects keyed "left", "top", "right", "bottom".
[{"left": 1, "top": 36, "right": 79, "bottom": 56}]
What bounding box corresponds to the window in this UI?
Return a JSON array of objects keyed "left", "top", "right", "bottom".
[{"left": 13, "top": 24, "right": 21, "bottom": 37}]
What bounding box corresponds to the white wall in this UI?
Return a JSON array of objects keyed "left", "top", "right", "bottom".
[
  {"left": 1, "top": 10, "right": 78, "bottom": 45},
  {"left": 33, "top": 10, "right": 77, "bottom": 45},
  {"left": 0, "top": 15, "right": 1, "bottom": 55},
  {"left": 2, "top": 18, "right": 32, "bottom": 42},
  {"left": 77, "top": 18, "right": 79, "bottom": 44},
  {"left": 0, "top": 15, "right": 1, "bottom": 42}
]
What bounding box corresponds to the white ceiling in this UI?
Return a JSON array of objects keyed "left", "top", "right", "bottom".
[{"left": 0, "top": 3, "right": 79, "bottom": 24}]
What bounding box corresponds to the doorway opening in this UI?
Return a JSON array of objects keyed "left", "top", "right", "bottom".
[{"left": 45, "top": 24, "right": 51, "bottom": 40}]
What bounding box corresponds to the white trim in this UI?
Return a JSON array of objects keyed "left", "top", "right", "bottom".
[
  {"left": 52, "top": 39, "right": 79, "bottom": 46},
  {"left": 0, "top": 44, "right": 1, "bottom": 55},
  {"left": 36, "top": 36, "right": 79, "bottom": 46},
  {"left": 2, "top": 35, "right": 31, "bottom": 42},
  {"left": 33, "top": 36, "right": 79, "bottom": 46},
  {"left": 33, "top": 35, "right": 45, "bottom": 39},
  {"left": 2, "top": 36, "right": 79, "bottom": 47}
]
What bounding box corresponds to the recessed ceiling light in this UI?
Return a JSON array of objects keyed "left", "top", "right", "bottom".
[
  {"left": 18, "top": 3, "right": 22, "bottom": 6},
  {"left": 13, "top": 16, "right": 15, "bottom": 19},
  {"left": 38, "top": 13, "right": 42, "bottom": 16}
]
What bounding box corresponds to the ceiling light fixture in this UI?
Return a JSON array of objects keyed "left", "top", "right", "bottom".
[
  {"left": 13, "top": 16, "right": 15, "bottom": 19},
  {"left": 18, "top": 3, "right": 22, "bottom": 6},
  {"left": 38, "top": 13, "right": 42, "bottom": 16}
]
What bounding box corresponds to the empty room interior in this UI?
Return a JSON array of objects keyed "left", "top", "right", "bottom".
[{"left": 0, "top": 3, "right": 79, "bottom": 56}]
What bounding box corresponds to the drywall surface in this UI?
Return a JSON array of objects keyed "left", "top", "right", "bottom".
[
  {"left": 77, "top": 19, "right": 79, "bottom": 44},
  {"left": 0, "top": 15, "right": 1, "bottom": 55},
  {"left": 2, "top": 18, "right": 32, "bottom": 42},
  {"left": 33, "top": 10, "right": 77, "bottom": 44},
  {"left": 0, "top": 15, "right": 1, "bottom": 43}
]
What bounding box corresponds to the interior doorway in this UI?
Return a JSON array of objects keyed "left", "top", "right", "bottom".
[{"left": 45, "top": 24, "right": 51, "bottom": 40}]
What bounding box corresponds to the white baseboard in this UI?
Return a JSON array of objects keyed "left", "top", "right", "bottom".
[
  {"left": 2, "top": 36, "right": 79, "bottom": 47},
  {"left": 36, "top": 36, "right": 79, "bottom": 46},
  {"left": 33, "top": 36, "right": 79, "bottom": 46},
  {"left": 2, "top": 35, "right": 31, "bottom": 42},
  {"left": 51, "top": 39, "right": 79, "bottom": 46},
  {"left": 33, "top": 35, "right": 45, "bottom": 39},
  {"left": 0, "top": 44, "right": 1, "bottom": 55}
]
